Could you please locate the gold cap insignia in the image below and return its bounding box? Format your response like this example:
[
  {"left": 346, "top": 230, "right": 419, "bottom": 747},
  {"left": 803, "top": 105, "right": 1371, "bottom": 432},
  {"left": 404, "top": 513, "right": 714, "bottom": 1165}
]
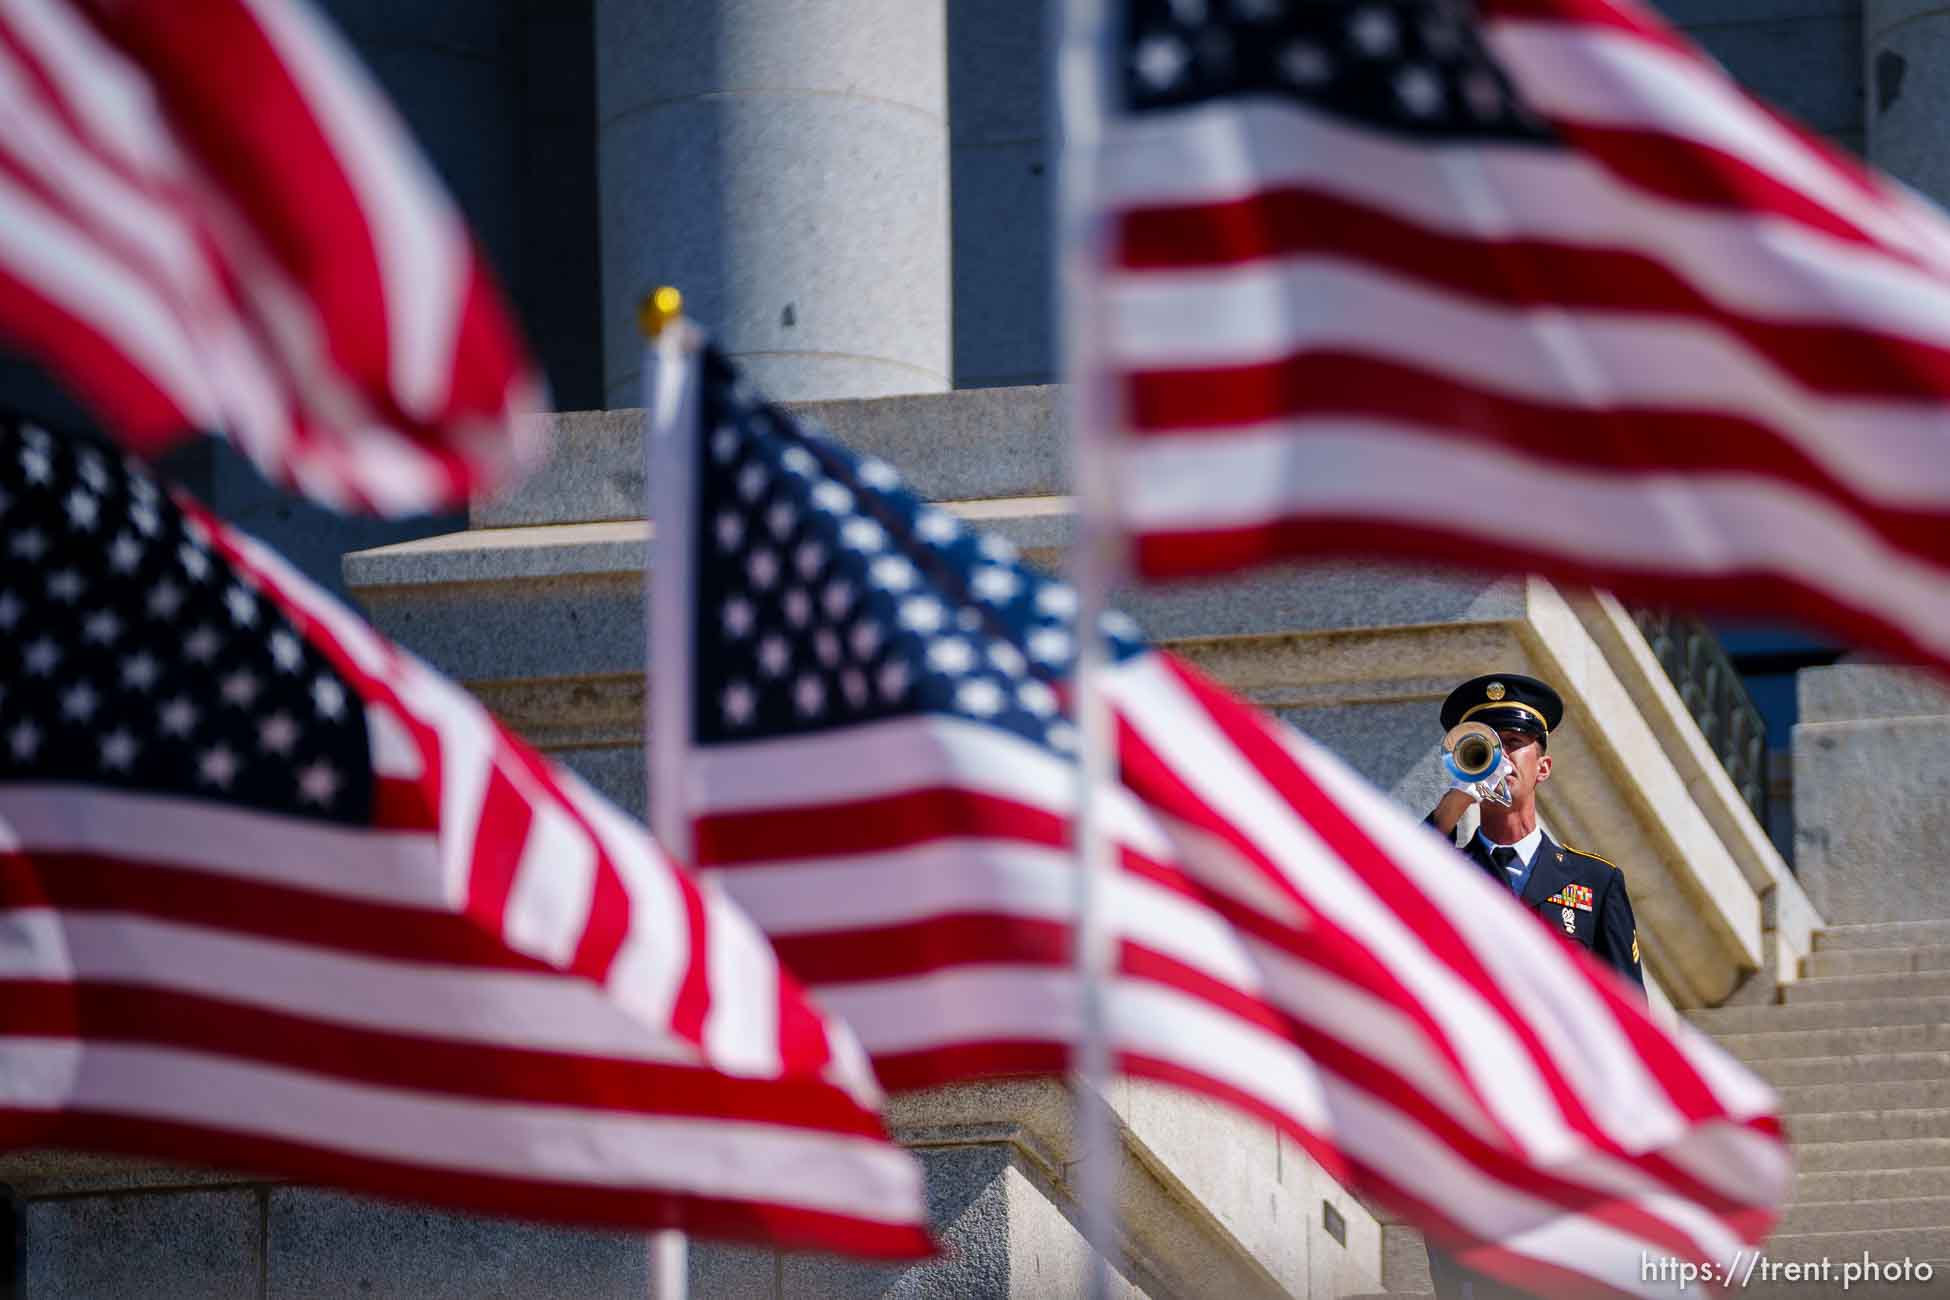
[{"left": 1486, "top": 682, "right": 1506, "bottom": 701}]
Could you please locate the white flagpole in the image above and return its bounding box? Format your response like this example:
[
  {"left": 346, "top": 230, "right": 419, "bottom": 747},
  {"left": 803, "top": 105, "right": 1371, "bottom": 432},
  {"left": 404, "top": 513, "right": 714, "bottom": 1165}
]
[
  {"left": 1049, "top": 1, "right": 1123, "bottom": 1297},
  {"left": 639, "top": 286, "right": 701, "bottom": 1300}
]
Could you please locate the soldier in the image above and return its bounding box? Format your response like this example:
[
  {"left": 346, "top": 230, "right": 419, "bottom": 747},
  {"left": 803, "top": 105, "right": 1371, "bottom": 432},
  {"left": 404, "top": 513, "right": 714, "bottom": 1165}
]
[
  {"left": 1424, "top": 673, "right": 1646, "bottom": 1300},
  {"left": 1426, "top": 672, "right": 1643, "bottom": 990}
]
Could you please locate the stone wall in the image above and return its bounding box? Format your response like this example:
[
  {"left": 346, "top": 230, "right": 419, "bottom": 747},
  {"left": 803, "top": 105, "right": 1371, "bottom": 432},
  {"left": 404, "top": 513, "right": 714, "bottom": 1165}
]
[
  {"left": 4, "top": 1077, "right": 1393, "bottom": 1300},
  {"left": 1793, "top": 665, "right": 1950, "bottom": 924},
  {"left": 3, "top": 1153, "right": 651, "bottom": 1300}
]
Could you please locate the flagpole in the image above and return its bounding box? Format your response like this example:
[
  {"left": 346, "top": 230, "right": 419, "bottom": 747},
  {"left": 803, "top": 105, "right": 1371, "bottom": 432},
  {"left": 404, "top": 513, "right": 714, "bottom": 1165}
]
[
  {"left": 640, "top": 285, "right": 701, "bottom": 1300},
  {"left": 1050, "top": 0, "right": 1123, "bottom": 1296}
]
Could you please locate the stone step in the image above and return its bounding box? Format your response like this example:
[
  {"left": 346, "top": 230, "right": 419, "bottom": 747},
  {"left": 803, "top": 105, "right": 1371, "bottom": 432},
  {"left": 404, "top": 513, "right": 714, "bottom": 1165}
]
[
  {"left": 1806, "top": 945, "right": 1950, "bottom": 978},
  {"left": 1785, "top": 972, "right": 1950, "bottom": 1004},
  {"left": 1713, "top": 1022, "right": 1950, "bottom": 1063},
  {"left": 1777, "top": 1080, "right": 1950, "bottom": 1116},
  {"left": 1755, "top": 1226, "right": 1950, "bottom": 1264},
  {"left": 1351, "top": 1223, "right": 1950, "bottom": 1299},
  {"left": 1787, "top": 1108, "right": 1950, "bottom": 1145},
  {"left": 1754, "top": 1051, "right": 1950, "bottom": 1088},
  {"left": 1734, "top": 1230, "right": 1950, "bottom": 1299},
  {"left": 1794, "top": 1138, "right": 1950, "bottom": 1172},
  {"left": 1778, "top": 1195, "right": 1950, "bottom": 1235},
  {"left": 1738, "top": 1273, "right": 1949, "bottom": 1299},
  {"left": 474, "top": 389, "right": 1065, "bottom": 530},
  {"left": 1685, "top": 995, "right": 1950, "bottom": 1035},
  {"left": 349, "top": 495, "right": 1426, "bottom": 686},
  {"left": 1813, "top": 920, "right": 1950, "bottom": 951},
  {"left": 1797, "top": 1168, "right": 1950, "bottom": 1205}
]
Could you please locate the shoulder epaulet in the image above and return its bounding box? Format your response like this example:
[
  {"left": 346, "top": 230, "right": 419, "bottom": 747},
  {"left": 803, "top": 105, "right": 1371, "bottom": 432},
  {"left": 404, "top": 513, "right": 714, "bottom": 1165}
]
[{"left": 1561, "top": 843, "right": 1622, "bottom": 873}]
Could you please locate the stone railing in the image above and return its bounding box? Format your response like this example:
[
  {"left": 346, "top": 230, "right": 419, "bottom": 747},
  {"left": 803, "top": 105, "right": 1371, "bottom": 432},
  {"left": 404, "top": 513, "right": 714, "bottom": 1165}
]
[{"left": 1630, "top": 608, "right": 1769, "bottom": 825}]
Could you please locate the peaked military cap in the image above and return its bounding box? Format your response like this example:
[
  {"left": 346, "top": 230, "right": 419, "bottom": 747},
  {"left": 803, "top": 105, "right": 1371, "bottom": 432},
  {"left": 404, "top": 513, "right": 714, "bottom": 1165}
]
[{"left": 1440, "top": 672, "right": 1564, "bottom": 739}]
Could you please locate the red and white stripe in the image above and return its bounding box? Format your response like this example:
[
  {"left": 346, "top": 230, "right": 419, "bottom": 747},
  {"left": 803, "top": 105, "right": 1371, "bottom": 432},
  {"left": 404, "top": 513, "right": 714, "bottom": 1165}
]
[
  {"left": 694, "top": 649, "right": 1787, "bottom": 1296},
  {"left": 0, "top": 0, "right": 540, "bottom": 513},
  {"left": 0, "top": 502, "right": 930, "bottom": 1257},
  {"left": 1101, "top": 0, "right": 1950, "bottom": 673}
]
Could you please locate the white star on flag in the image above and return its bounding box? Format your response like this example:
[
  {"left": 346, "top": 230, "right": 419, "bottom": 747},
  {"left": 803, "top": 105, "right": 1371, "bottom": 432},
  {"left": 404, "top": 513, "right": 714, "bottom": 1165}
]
[
  {"left": 197, "top": 744, "right": 240, "bottom": 789},
  {"left": 184, "top": 627, "right": 221, "bottom": 662},
  {"left": 147, "top": 581, "right": 185, "bottom": 619},
  {"left": 9, "top": 720, "right": 41, "bottom": 760},
  {"left": 158, "top": 697, "right": 198, "bottom": 738},
  {"left": 221, "top": 671, "right": 261, "bottom": 708},
  {"left": 65, "top": 488, "right": 99, "bottom": 530},
  {"left": 311, "top": 677, "right": 347, "bottom": 719},
  {"left": 99, "top": 730, "right": 139, "bottom": 771},
  {"left": 269, "top": 631, "right": 304, "bottom": 673},
  {"left": 722, "top": 681, "right": 756, "bottom": 726},
  {"left": 60, "top": 682, "right": 99, "bottom": 723},
  {"left": 108, "top": 533, "right": 144, "bottom": 573},
  {"left": 259, "top": 713, "right": 301, "bottom": 755},
  {"left": 295, "top": 759, "right": 340, "bottom": 806}
]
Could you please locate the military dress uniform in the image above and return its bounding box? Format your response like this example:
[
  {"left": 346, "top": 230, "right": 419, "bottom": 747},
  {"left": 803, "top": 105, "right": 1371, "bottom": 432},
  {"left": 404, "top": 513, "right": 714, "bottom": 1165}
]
[
  {"left": 1425, "top": 675, "right": 1643, "bottom": 1300},
  {"left": 1454, "top": 828, "right": 1643, "bottom": 988},
  {"left": 1430, "top": 672, "right": 1643, "bottom": 989}
]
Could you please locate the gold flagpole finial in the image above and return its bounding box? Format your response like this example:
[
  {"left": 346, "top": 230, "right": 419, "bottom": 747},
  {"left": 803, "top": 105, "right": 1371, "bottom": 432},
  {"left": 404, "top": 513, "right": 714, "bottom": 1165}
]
[{"left": 637, "top": 286, "right": 684, "bottom": 340}]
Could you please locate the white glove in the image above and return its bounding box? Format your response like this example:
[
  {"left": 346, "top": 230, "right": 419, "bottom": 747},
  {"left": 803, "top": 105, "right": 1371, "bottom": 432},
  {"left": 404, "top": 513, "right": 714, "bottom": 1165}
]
[{"left": 1448, "top": 752, "right": 1515, "bottom": 803}]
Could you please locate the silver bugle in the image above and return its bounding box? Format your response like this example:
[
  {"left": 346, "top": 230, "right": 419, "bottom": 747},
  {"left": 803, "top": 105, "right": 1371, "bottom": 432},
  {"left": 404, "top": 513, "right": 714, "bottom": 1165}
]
[{"left": 1442, "top": 720, "right": 1513, "bottom": 805}]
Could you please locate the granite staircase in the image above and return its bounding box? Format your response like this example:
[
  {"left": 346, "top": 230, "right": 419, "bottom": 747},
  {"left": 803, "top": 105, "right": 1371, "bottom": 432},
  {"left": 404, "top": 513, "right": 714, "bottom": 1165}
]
[
  {"left": 1360, "top": 921, "right": 1950, "bottom": 1298},
  {"left": 1689, "top": 919, "right": 1950, "bottom": 1297}
]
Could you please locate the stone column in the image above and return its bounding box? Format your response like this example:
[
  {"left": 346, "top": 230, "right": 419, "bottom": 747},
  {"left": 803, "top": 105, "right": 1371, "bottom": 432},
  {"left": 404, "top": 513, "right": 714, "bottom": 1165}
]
[
  {"left": 596, "top": 0, "right": 951, "bottom": 407},
  {"left": 1866, "top": 0, "right": 1950, "bottom": 203}
]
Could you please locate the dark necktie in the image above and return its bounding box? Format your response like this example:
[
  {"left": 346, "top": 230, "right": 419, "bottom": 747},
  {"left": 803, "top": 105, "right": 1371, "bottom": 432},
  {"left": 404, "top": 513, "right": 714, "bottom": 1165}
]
[{"left": 1490, "top": 846, "right": 1520, "bottom": 891}]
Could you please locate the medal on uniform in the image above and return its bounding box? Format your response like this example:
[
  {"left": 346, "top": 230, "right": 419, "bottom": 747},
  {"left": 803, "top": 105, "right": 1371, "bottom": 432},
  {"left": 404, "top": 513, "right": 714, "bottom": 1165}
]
[
  {"left": 1562, "top": 907, "right": 1576, "bottom": 935},
  {"left": 1545, "top": 885, "right": 1593, "bottom": 911}
]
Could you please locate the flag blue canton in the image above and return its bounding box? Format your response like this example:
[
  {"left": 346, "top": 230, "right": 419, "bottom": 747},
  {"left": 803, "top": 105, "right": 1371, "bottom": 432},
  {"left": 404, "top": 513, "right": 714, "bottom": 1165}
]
[
  {"left": 691, "top": 349, "right": 1145, "bottom": 751},
  {"left": 0, "top": 417, "right": 370, "bottom": 824},
  {"left": 1121, "top": 0, "right": 1553, "bottom": 144}
]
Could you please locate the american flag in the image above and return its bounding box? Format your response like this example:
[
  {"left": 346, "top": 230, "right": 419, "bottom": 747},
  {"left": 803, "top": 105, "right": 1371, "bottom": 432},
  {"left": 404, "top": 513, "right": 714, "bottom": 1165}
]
[
  {"left": 669, "top": 344, "right": 1789, "bottom": 1296},
  {"left": 0, "top": 415, "right": 931, "bottom": 1257},
  {"left": 1096, "top": 0, "right": 1950, "bottom": 673},
  {"left": 0, "top": 0, "right": 541, "bottom": 514}
]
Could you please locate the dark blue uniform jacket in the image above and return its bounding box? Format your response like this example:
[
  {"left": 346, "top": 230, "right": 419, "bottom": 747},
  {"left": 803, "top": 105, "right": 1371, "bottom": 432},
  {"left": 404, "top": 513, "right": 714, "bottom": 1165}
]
[{"left": 1429, "top": 818, "right": 1645, "bottom": 991}]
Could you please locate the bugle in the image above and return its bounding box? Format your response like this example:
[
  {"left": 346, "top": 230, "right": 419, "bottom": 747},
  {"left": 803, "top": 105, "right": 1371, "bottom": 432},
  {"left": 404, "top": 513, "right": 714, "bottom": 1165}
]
[{"left": 1442, "top": 721, "right": 1513, "bottom": 806}]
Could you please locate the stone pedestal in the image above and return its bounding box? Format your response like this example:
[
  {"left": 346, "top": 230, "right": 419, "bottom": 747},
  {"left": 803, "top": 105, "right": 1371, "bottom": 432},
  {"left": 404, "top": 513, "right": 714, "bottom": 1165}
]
[
  {"left": 694, "top": 1079, "right": 1386, "bottom": 1300},
  {"left": 595, "top": 0, "right": 951, "bottom": 406},
  {"left": 1793, "top": 665, "right": 1950, "bottom": 924}
]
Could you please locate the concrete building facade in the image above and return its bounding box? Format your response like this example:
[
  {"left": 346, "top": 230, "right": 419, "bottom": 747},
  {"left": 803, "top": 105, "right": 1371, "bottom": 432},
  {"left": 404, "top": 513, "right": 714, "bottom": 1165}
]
[{"left": 7, "top": 0, "right": 1950, "bottom": 1295}]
